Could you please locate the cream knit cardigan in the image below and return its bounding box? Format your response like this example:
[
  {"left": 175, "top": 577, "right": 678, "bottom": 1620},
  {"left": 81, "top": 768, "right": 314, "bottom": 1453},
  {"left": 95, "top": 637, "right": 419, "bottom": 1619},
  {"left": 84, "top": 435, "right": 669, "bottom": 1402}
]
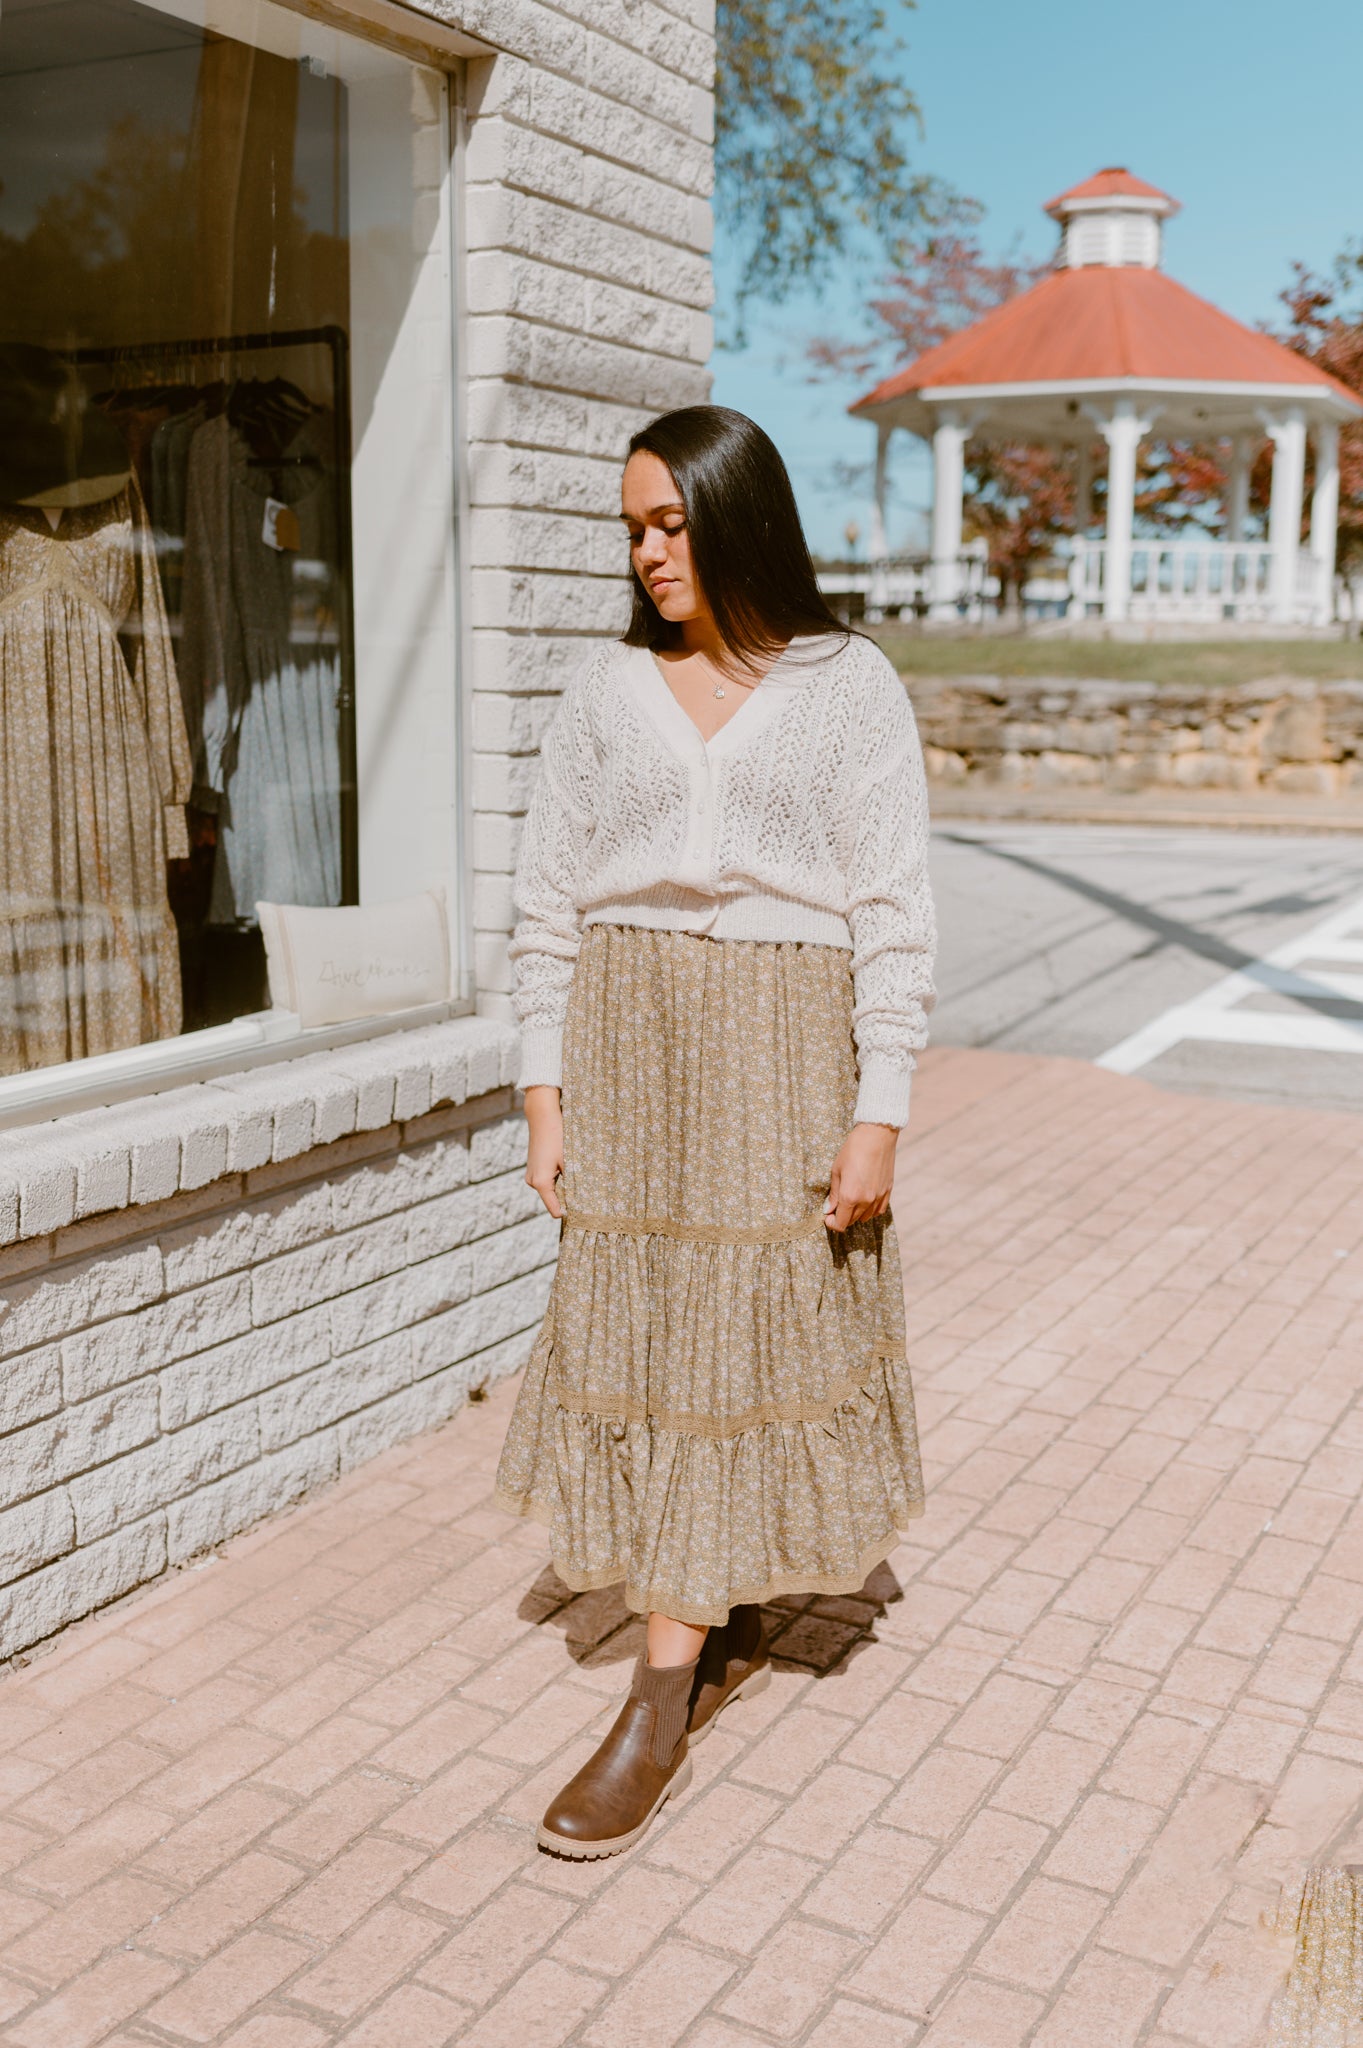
[{"left": 509, "top": 631, "right": 937, "bottom": 1128}]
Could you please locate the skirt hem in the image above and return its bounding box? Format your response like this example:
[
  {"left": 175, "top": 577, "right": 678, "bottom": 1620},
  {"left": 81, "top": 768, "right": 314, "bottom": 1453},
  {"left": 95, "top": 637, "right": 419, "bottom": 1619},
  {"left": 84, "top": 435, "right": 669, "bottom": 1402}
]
[{"left": 493, "top": 1486, "right": 926, "bottom": 1628}]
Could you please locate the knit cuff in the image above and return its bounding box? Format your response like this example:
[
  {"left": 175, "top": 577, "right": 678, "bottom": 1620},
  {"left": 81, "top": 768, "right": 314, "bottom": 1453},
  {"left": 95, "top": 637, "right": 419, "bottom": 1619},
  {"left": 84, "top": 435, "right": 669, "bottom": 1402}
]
[
  {"left": 516, "top": 1024, "right": 564, "bottom": 1093},
  {"left": 854, "top": 1056, "right": 913, "bottom": 1131}
]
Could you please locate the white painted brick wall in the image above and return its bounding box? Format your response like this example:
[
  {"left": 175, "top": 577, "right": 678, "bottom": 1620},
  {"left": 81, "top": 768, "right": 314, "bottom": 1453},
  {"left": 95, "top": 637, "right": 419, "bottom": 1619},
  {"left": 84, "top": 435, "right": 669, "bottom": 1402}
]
[
  {"left": 404, "top": 0, "right": 716, "bottom": 1024},
  {"left": 0, "top": 1085, "right": 555, "bottom": 1661}
]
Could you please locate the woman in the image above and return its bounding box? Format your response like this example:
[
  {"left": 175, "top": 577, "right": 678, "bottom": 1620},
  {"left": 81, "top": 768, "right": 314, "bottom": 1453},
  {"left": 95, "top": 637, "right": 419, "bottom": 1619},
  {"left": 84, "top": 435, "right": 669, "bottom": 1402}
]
[{"left": 496, "top": 405, "right": 935, "bottom": 1859}]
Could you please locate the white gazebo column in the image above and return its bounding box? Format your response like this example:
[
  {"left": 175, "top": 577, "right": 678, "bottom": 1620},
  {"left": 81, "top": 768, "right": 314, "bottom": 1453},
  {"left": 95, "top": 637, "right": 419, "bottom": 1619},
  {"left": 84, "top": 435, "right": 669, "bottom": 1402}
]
[
  {"left": 868, "top": 422, "right": 890, "bottom": 621},
  {"left": 1310, "top": 419, "right": 1341, "bottom": 624},
  {"left": 1226, "top": 432, "right": 1253, "bottom": 541},
  {"left": 1265, "top": 407, "right": 1307, "bottom": 624},
  {"left": 929, "top": 411, "right": 969, "bottom": 619},
  {"left": 1099, "top": 401, "right": 1144, "bottom": 624}
]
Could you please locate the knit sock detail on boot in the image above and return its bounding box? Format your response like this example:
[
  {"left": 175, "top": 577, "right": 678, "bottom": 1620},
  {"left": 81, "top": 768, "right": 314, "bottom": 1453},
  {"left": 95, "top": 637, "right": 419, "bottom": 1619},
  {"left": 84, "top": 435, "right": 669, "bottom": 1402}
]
[{"left": 631, "top": 1654, "right": 700, "bottom": 1767}]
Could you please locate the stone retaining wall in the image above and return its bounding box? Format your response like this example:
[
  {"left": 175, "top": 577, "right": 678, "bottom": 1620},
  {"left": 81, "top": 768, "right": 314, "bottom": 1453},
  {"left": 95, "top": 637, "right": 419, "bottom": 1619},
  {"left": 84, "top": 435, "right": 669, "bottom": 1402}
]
[{"left": 910, "top": 675, "right": 1363, "bottom": 797}]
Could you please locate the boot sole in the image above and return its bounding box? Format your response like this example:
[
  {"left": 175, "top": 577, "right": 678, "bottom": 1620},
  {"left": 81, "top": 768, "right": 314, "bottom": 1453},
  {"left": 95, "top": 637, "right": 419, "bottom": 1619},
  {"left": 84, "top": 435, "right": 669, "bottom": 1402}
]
[
  {"left": 536, "top": 1751, "right": 693, "bottom": 1860},
  {"left": 688, "top": 1659, "right": 771, "bottom": 1746}
]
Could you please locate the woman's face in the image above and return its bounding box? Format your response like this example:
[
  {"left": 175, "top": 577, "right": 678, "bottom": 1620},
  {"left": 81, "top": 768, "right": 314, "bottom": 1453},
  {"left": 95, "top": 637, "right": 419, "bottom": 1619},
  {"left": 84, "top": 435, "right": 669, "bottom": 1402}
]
[{"left": 621, "top": 450, "right": 708, "bottom": 623}]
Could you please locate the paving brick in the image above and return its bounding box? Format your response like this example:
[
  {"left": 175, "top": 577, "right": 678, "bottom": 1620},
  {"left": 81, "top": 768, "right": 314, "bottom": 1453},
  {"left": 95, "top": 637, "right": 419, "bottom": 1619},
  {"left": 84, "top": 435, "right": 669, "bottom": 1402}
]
[
  {"left": 420, "top": 1881, "right": 574, "bottom": 2007},
  {"left": 1029, "top": 1950, "right": 1166, "bottom": 2047},
  {"left": 580, "top": 1938, "right": 735, "bottom": 2048},
  {"left": 976, "top": 1875, "right": 1107, "bottom": 1991},
  {"left": 848, "top": 1893, "right": 985, "bottom": 2015},
  {"left": 140, "top": 1852, "right": 300, "bottom": 1960},
  {"left": 761, "top": 1761, "right": 892, "bottom": 1860},
  {"left": 142, "top": 1929, "right": 309, "bottom": 2041},
  {"left": 922, "top": 1976, "right": 1045, "bottom": 2046},
  {"left": 552, "top": 1864, "right": 698, "bottom": 1973},
  {"left": 1043, "top": 1791, "right": 1164, "bottom": 1891},
  {"left": 800, "top": 1822, "right": 934, "bottom": 1934},
  {"left": 458, "top": 1960, "right": 602, "bottom": 2047},
  {"left": 730, "top": 1704, "right": 853, "bottom": 1794},
  {"left": 645, "top": 1782, "right": 780, "bottom": 1882},
  {"left": 334, "top": 1981, "right": 472, "bottom": 2046},
  {"left": 925, "top": 1807, "right": 1050, "bottom": 1914},
  {"left": 674, "top": 1843, "right": 814, "bottom": 1954},
  {"left": 2, "top": 1871, "right": 171, "bottom": 1984},
  {"left": 6, "top": 1948, "right": 179, "bottom": 2048},
  {"left": 288, "top": 1901, "right": 443, "bottom": 2018},
  {"left": 719, "top": 1919, "right": 861, "bottom": 2039},
  {"left": 881, "top": 1745, "right": 1002, "bottom": 1840},
  {"left": 993, "top": 1730, "right": 1105, "bottom": 1826},
  {"left": 948, "top": 1674, "right": 1055, "bottom": 1758},
  {"left": 802, "top": 2001, "right": 924, "bottom": 2048},
  {"left": 218, "top": 2019, "right": 331, "bottom": 2048},
  {"left": 269, "top": 1835, "right": 425, "bottom": 1941}
]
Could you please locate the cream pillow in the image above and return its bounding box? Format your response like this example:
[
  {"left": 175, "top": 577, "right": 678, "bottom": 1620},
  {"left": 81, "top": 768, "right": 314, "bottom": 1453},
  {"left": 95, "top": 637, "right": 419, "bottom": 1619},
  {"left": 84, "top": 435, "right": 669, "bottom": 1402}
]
[{"left": 257, "top": 889, "right": 451, "bottom": 1027}]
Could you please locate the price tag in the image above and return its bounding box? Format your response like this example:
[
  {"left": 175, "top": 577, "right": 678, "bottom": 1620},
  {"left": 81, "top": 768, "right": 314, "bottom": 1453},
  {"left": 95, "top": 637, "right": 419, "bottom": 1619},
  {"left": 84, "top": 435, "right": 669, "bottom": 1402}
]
[{"left": 262, "top": 497, "right": 301, "bottom": 551}]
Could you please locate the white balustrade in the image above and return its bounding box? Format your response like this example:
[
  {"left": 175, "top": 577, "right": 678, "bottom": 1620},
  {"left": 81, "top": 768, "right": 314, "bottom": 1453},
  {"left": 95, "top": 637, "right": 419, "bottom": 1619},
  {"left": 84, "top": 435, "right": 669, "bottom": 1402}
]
[{"left": 1067, "top": 538, "right": 1323, "bottom": 624}]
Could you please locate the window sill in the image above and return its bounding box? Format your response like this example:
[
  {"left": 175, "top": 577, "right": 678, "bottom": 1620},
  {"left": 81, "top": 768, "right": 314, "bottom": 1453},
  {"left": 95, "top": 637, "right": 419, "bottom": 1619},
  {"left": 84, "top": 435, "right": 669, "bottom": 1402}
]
[{"left": 0, "top": 1011, "right": 520, "bottom": 1246}]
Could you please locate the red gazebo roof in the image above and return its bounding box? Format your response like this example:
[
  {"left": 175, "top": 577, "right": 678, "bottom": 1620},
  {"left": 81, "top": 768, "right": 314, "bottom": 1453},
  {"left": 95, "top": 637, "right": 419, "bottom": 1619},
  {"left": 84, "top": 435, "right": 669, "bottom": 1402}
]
[
  {"left": 851, "top": 265, "right": 1359, "bottom": 412},
  {"left": 1045, "top": 167, "right": 1179, "bottom": 216}
]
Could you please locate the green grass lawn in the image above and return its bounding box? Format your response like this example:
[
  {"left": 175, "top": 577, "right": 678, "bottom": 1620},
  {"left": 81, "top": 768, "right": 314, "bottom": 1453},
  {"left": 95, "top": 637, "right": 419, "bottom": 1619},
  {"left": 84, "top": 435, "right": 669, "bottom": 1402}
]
[{"left": 871, "top": 632, "right": 1363, "bottom": 688}]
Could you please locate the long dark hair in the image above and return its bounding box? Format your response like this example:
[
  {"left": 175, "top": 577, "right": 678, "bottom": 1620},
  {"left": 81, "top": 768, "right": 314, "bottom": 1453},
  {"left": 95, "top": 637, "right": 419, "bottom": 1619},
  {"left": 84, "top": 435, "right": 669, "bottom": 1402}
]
[{"left": 622, "top": 405, "right": 849, "bottom": 670}]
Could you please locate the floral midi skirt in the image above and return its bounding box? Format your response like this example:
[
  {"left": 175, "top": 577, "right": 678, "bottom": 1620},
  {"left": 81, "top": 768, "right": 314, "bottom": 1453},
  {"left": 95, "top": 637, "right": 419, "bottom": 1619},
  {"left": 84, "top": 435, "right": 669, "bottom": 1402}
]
[{"left": 494, "top": 923, "right": 925, "bottom": 1624}]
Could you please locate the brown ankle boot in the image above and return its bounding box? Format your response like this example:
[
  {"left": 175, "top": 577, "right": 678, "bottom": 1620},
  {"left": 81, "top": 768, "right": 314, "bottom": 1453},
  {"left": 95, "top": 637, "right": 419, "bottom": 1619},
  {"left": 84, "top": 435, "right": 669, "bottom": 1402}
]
[
  {"left": 538, "top": 1654, "right": 697, "bottom": 1859},
  {"left": 688, "top": 1603, "right": 770, "bottom": 1743}
]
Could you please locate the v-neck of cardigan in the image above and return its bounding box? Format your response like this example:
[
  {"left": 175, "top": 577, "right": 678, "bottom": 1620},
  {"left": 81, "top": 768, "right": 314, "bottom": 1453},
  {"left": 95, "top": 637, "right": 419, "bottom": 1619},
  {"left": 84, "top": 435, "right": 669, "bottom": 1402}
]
[{"left": 635, "top": 640, "right": 807, "bottom": 760}]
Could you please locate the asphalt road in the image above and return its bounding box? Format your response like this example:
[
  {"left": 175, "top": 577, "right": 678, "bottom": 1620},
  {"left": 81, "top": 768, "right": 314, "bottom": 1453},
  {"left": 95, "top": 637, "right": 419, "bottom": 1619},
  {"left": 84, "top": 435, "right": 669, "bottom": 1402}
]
[{"left": 929, "top": 822, "right": 1363, "bottom": 1114}]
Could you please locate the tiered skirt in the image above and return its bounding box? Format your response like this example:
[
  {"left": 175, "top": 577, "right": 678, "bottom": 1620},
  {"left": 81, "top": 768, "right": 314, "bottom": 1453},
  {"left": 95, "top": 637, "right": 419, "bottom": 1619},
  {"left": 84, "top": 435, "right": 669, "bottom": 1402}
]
[{"left": 495, "top": 923, "right": 925, "bottom": 1624}]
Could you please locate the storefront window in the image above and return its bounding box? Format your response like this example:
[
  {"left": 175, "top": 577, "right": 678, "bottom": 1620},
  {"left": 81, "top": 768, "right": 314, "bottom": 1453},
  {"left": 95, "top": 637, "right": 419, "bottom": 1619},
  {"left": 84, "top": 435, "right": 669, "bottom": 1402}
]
[{"left": 0, "top": 0, "right": 462, "bottom": 1086}]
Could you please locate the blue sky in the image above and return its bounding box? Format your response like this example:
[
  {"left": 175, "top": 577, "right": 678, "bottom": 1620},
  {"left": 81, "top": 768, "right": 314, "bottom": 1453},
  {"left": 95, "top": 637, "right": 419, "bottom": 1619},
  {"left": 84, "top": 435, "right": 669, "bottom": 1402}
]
[{"left": 710, "top": 0, "right": 1363, "bottom": 557}]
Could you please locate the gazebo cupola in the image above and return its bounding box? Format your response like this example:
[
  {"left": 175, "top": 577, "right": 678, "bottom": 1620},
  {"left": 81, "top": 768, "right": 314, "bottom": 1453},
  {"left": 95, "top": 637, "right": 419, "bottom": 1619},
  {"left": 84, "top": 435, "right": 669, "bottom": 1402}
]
[
  {"left": 1048, "top": 166, "right": 1178, "bottom": 271},
  {"left": 850, "top": 168, "right": 1363, "bottom": 628}
]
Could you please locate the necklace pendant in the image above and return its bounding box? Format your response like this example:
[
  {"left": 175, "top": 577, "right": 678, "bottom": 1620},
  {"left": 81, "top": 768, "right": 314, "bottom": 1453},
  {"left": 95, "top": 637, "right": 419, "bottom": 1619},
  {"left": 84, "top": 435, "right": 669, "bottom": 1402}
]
[{"left": 713, "top": 682, "right": 726, "bottom": 699}]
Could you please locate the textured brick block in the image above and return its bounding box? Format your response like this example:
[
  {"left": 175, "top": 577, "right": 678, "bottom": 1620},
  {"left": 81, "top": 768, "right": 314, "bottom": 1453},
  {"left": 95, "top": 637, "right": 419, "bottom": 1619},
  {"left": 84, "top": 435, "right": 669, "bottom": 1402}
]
[
  {"left": 3, "top": 1384, "right": 161, "bottom": 1507},
  {"left": 328, "top": 1247, "right": 474, "bottom": 1357},
  {"left": 68, "top": 1410, "right": 263, "bottom": 1544},
  {"left": 250, "top": 1215, "right": 408, "bottom": 1327},
  {"left": 159, "top": 1306, "right": 333, "bottom": 1431},
  {"left": 1, "top": 1245, "right": 164, "bottom": 1359},
  {"left": 0, "top": 1343, "right": 63, "bottom": 1433},
  {"left": 165, "top": 1431, "right": 340, "bottom": 1564},
  {"left": 0, "top": 1489, "right": 76, "bottom": 1585},
  {"left": 257, "top": 1335, "right": 413, "bottom": 1453},
  {"left": 0, "top": 1515, "right": 166, "bottom": 1659},
  {"left": 160, "top": 1183, "right": 334, "bottom": 1293}
]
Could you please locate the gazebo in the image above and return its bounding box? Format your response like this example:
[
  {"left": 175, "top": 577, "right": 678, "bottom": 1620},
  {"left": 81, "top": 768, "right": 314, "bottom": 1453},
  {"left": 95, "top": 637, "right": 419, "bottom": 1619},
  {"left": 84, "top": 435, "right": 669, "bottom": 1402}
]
[{"left": 850, "top": 168, "right": 1363, "bottom": 626}]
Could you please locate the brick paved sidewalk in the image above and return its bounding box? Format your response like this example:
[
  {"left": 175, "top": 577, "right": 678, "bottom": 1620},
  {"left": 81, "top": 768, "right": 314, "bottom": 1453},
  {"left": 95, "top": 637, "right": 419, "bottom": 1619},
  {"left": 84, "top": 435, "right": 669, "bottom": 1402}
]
[{"left": 2, "top": 1047, "right": 1362, "bottom": 2048}]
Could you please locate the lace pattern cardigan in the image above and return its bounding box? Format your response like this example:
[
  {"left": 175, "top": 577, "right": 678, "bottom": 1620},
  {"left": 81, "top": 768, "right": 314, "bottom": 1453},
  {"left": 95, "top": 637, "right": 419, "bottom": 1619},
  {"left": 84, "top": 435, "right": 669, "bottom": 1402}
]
[{"left": 509, "top": 631, "right": 937, "bottom": 1128}]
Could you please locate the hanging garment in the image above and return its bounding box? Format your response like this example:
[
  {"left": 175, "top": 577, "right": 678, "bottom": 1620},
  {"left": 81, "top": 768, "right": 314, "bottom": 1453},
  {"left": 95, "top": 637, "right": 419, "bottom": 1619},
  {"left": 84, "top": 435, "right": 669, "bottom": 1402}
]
[
  {"left": 0, "top": 479, "right": 192, "bottom": 1072},
  {"left": 148, "top": 399, "right": 207, "bottom": 637},
  {"left": 179, "top": 408, "right": 341, "bottom": 922}
]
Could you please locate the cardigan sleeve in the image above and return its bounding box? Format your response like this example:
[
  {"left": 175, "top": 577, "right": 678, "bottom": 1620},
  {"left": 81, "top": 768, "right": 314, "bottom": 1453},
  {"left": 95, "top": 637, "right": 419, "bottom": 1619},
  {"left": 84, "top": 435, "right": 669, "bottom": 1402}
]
[
  {"left": 844, "top": 671, "right": 937, "bottom": 1128},
  {"left": 507, "top": 656, "right": 601, "bottom": 1090}
]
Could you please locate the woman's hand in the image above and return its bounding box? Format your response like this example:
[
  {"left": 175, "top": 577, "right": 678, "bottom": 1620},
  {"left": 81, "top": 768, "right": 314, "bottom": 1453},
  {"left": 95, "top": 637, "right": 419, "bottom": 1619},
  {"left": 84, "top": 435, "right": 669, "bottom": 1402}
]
[
  {"left": 524, "top": 1085, "right": 565, "bottom": 1219},
  {"left": 824, "top": 1122, "right": 897, "bottom": 1233}
]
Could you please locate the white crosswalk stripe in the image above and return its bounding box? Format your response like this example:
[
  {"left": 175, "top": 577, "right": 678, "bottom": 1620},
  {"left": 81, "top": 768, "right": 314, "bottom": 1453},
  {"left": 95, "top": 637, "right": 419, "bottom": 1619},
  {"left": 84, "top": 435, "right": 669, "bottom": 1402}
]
[{"left": 1096, "top": 890, "right": 1363, "bottom": 1074}]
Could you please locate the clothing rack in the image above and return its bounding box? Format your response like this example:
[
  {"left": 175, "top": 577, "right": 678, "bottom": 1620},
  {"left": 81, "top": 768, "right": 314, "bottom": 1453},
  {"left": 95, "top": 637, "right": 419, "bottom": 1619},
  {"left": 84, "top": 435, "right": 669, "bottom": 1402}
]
[{"left": 66, "top": 325, "right": 358, "bottom": 905}]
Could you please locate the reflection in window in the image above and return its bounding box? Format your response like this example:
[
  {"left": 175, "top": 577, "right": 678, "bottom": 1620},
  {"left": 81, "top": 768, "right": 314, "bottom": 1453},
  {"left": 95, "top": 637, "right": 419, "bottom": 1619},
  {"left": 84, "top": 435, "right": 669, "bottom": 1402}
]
[{"left": 0, "top": 0, "right": 356, "bottom": 1069}]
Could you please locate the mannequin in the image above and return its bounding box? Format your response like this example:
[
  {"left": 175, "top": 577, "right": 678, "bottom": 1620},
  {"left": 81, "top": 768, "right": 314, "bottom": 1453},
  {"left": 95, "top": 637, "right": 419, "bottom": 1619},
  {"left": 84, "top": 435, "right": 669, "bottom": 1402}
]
[{"left": 0, "top": 345, "right": 192, "bottom": 1072}]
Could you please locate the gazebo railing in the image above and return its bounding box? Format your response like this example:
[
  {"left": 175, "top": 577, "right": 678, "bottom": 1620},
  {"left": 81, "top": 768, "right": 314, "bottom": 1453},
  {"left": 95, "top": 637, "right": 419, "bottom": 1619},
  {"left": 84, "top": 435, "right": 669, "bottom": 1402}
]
[{"left": 1068, "top": 537, "right": 1325, "bottom": 622}]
